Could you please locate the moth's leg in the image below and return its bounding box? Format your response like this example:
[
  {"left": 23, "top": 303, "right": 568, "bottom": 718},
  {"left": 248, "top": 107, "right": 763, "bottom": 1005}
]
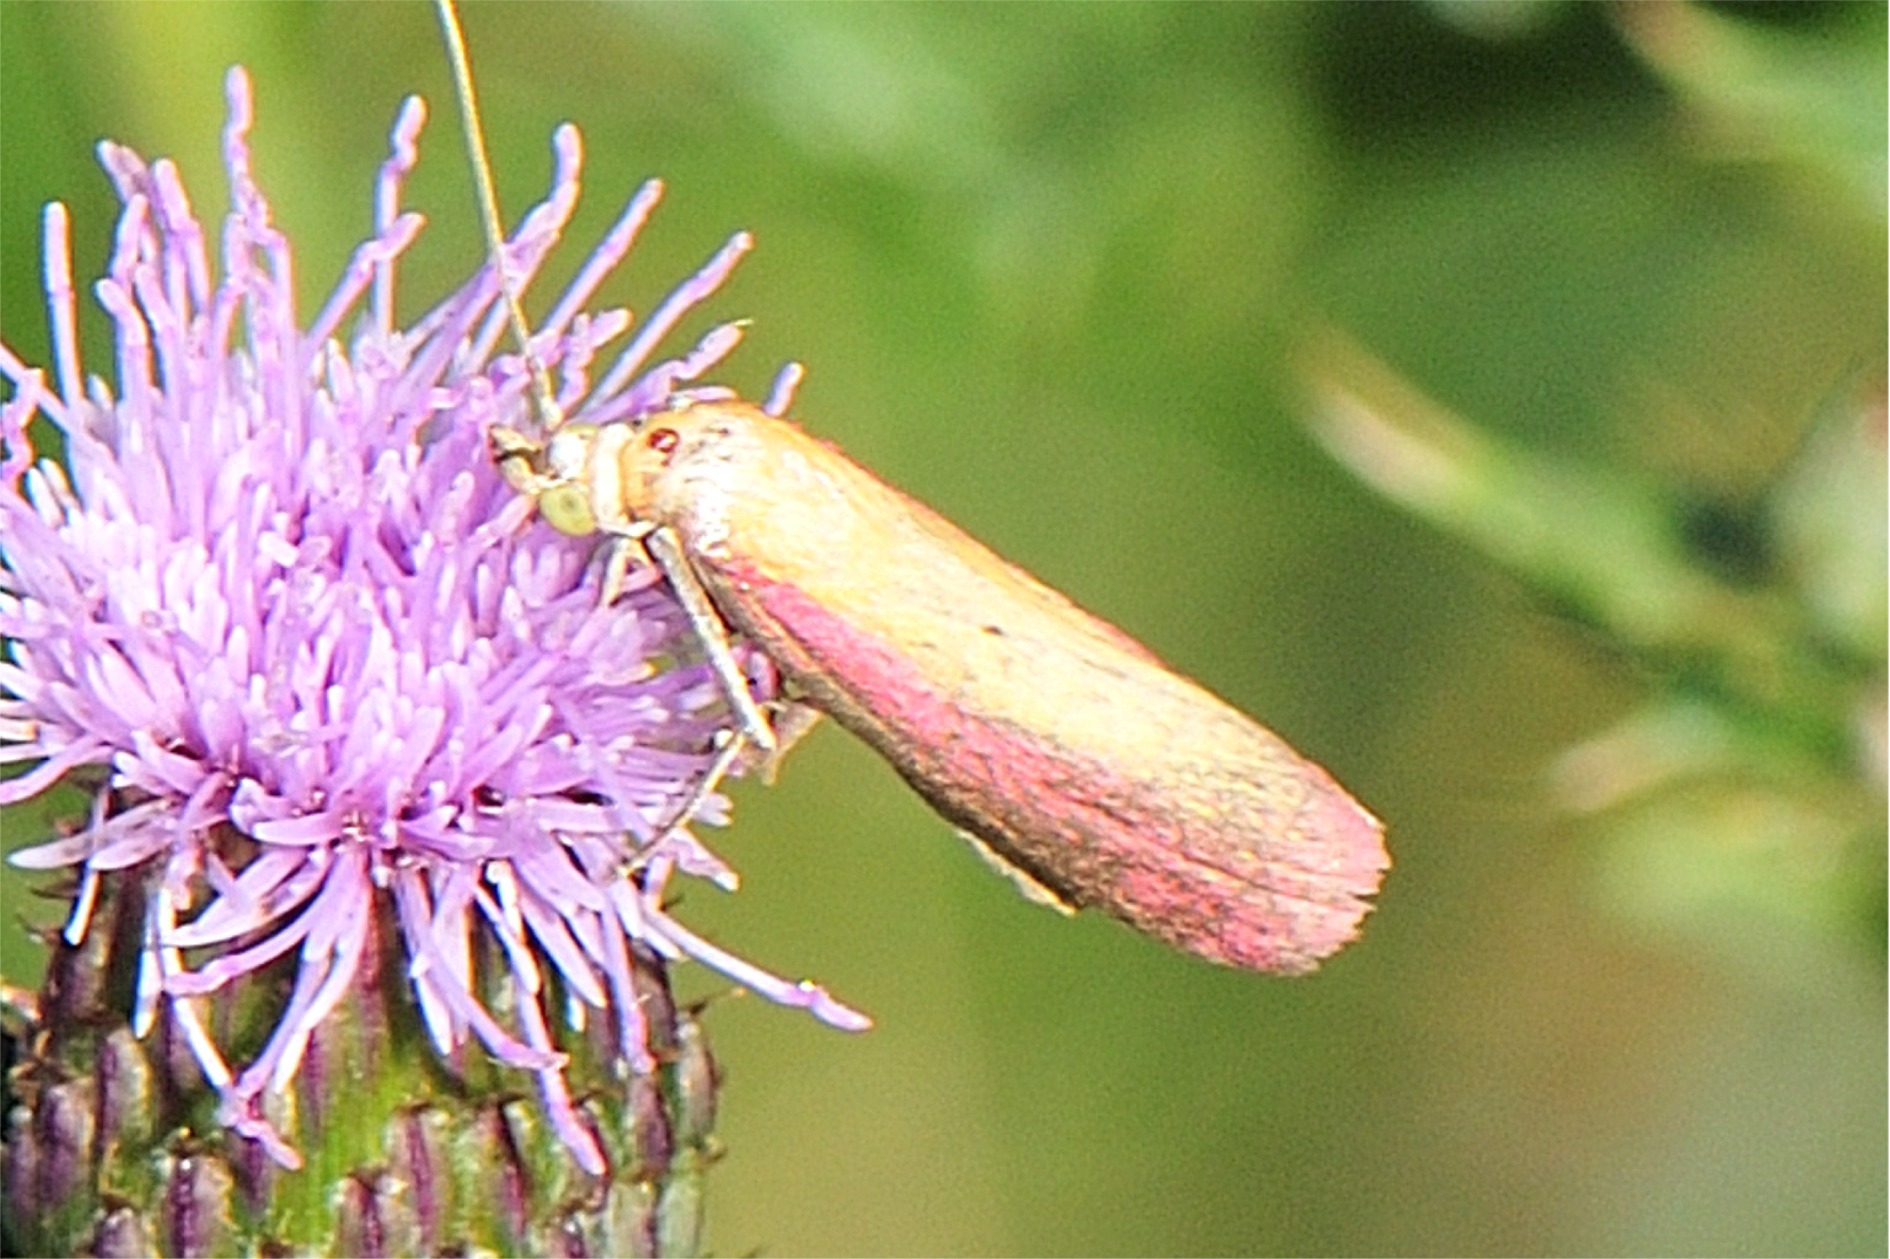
[
  {"left": 598, "top": 530, "right": 643, "bottom": 609},
  {"left": 636, "top": 726, "right": 750, "bottom": 860},
  {"left": 638, "top": 523, "right": 778, "bottom": 754},
  {"left": 752, "top": 701, "right": 822, "bottom": 784},
  {"left": 636, "top": 701, "right": 822, "bottom": 865}
]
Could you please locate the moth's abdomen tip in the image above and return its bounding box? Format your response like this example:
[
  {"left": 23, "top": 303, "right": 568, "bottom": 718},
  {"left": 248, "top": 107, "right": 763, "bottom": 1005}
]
[
  {"left": 1204, "top": 870, "right": 1382, "bottom": 976},
  {"left": 1255, "top": 778, "right": 1389, "bottom": 973},
  {"left": 1302, "top": 772, "right": 1392, "bottom": 894},
  {"left": 1121, "top": 773, "right": 1389, "bottom": 975}
]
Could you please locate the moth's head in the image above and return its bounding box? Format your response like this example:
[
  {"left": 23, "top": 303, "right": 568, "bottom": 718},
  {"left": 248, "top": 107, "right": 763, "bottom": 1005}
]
[{"left": 490, "top": 423, "right": 601, "bottom": 537}]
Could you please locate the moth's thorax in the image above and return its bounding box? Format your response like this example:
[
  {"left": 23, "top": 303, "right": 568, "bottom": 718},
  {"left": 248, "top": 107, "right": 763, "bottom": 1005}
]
[{"left": 605, "top": 403, "right": 779, "bottom": 553}]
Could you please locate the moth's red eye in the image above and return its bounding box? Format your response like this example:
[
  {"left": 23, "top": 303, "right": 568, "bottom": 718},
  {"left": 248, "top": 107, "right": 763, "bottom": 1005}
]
[{"left": 645, "top": 427, "right": 681, "bottom": 460}]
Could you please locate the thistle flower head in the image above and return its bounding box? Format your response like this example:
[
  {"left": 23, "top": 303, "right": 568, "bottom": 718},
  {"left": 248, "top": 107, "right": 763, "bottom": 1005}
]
[{"left": 0, "top": 67, "right": 865, "bottom": 1177}]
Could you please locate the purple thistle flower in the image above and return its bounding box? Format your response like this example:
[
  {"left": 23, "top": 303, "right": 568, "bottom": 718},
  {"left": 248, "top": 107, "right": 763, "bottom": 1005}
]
[{"left": 0, "top": 67, "right": 867, "bottom": 1178}]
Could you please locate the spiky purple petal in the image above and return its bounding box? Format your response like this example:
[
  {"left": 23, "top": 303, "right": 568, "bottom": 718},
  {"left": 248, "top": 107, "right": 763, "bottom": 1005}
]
[{"left": 1, "top": 66, "right": 865, "bottom": 1175}]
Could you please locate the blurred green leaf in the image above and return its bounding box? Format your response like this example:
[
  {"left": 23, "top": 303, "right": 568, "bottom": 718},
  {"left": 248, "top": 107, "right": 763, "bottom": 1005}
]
[{"left": 1620, "top": 1, "right": 1888, "bottom": 217}]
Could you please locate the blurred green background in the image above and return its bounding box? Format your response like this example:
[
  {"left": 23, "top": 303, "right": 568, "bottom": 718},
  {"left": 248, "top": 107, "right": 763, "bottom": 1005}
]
[{"left": 2, "top": 2, "right": 1882, "bottom": 1255}]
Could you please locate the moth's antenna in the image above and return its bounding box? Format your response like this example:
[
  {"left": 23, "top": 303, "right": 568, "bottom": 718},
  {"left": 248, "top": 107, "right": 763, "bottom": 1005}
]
[{"left": 435, "top": 0, "right": 566, "bottom": 435}]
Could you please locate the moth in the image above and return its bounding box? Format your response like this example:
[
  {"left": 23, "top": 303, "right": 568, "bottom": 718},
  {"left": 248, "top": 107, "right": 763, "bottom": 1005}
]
[{"left": 437, "top": 1, "right": 1388, "bottom": 975}]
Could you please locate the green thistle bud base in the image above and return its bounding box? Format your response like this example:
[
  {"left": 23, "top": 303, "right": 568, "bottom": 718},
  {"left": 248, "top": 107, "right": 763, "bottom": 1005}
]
[{"left": 3, "top": 863, "right": 722, "bottom": 1258}]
